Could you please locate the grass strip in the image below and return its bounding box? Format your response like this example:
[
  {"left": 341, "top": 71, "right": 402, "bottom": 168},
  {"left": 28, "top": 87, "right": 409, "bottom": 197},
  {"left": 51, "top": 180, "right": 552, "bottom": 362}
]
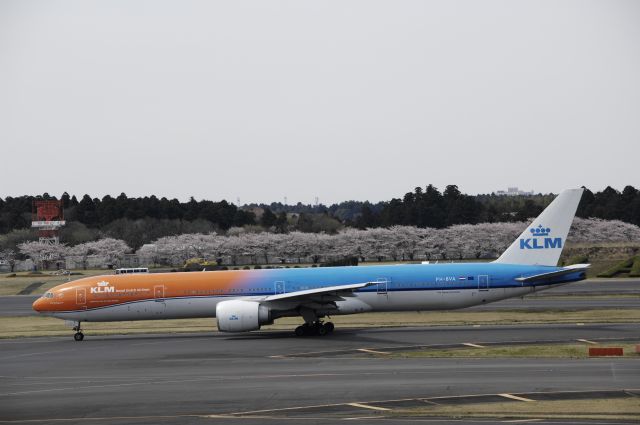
[
  {"left": 393, "top": 342, "right": 639, "bottom": 358},
  {"left": 395, "top": 398, "right": 640, "bottom": 421},
  {"left": 630, "top": 256, "right": 640, "bottom": 278},
  {"left": 597, "top": 257, "right": 635, "bottom": 278},
  {"left": 0, "top": 270, "right": 108, "bottom": 296},
  {"left": 2, "top": 308, "right": 640, "bottom": 338}
]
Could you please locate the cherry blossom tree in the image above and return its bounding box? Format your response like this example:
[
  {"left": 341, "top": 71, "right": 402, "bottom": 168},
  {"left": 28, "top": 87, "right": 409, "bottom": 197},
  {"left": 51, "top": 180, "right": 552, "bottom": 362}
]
[
  {"left": 0, "top": 249, "right": 16, "bottom": 272},
  {"left": 567, "top": 217, "right": 640, "bottom": 244},
  {"left": 69, "top": 238, "right": 131, "bottom": 269},
  {"left": 18, "top": 241, "right": 69, "bottom": 270},
  {"left": 136, "top": 218, "right": 640, "bottom": 266}
]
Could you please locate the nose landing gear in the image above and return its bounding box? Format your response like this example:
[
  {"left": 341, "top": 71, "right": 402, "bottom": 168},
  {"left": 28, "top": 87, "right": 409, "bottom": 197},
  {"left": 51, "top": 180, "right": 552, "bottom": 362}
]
[{"left": 72, "top": 322, "right": 84, "bottom": 341}]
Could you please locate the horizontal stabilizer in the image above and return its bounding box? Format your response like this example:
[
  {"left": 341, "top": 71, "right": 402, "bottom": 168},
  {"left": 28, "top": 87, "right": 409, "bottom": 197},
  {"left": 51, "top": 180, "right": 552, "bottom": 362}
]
[{"left": 515, "top": 264, "right": 590, "bottom": 283}]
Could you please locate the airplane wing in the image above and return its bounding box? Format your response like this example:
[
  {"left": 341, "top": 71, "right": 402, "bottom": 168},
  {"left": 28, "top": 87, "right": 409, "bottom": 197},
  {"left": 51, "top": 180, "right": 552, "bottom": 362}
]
[
  {"left": 515, "top": 264, "right": 590, "bottom": 284},
  {"left": 261, "top": 281, "right": 378, "bottom": 303}
]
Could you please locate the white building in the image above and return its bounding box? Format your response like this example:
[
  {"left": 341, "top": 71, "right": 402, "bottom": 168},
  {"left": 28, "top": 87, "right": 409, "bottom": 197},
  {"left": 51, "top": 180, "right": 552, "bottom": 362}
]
[{"left": 495, "top": 187, "right": 534, "bottom": 196}]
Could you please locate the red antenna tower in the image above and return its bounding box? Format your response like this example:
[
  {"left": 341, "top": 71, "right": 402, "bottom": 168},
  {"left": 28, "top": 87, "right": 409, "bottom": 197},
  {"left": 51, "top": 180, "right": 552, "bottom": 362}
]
[{"left": 32, "top": 200, "right": 66, "bottom": 244}]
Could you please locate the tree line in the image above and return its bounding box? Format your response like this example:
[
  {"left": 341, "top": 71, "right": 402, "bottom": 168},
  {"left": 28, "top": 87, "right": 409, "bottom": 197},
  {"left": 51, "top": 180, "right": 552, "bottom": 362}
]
[
  {"left": 1, "top": 185, "right": 639, "bottom": 250},
  {"left": 6, "top": 217, "right": 638, "bottom": 272},
  {"left": 137, "top": 217, "right": 639, "bottom": 267},
  {"left": 0, "top": 193, "right": 255, "bottom": 231}
]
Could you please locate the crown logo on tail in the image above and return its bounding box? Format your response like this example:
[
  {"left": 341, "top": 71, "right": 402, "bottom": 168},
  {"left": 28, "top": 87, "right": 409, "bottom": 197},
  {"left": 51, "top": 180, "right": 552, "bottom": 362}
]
[{"left": 530, "top": 224, "right": 551, "bottom": 237}]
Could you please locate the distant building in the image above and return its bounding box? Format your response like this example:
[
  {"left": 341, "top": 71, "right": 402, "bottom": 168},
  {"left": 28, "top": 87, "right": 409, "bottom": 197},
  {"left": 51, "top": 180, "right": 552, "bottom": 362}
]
[
  {"left": 247, "top": 206, "right": 265, "bottom": 219},
  {"left": 495, "top": 187, "right": 534, "bottom": 196}
]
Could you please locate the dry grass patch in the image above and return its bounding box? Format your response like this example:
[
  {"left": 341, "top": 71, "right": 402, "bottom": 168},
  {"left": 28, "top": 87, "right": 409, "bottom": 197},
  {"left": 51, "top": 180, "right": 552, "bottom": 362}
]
[
  {"left": 0, "top": 270, "right": 108, "bottom": 295},
  {"left": 396, "top": 398, "right": 640, "bottom": 421},
  {"left": 0, "top": 316, "right": 218, "bottom": 338},
  {"left": 396, "top": 342, "right": 639, "bottom": 358}
]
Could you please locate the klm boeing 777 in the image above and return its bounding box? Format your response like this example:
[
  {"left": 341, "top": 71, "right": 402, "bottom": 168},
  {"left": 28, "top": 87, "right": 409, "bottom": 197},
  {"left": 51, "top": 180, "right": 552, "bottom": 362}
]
[{"left": 33, "top": 189, "right": 588, "bottom": 340}]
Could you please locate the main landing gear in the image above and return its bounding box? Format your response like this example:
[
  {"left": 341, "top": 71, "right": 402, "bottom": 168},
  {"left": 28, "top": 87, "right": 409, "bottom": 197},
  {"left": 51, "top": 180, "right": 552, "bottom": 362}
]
[
  {"left": 294, "top": 321, "right": 335, "bottom": 337},
  {"left": 72, "top": 322, "right": 84, "bottom": 341}
]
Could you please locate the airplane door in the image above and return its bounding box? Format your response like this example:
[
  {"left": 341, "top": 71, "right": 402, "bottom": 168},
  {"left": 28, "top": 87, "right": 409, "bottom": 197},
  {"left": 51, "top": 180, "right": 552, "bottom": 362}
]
[
  {"left": 478, "top": 275, "right": 489, "bottom": 290},
  {"left": 152, "top": 285, "right": 166, "bottom": 316},
  {"left": 376, "top": 278, "right": 388, "bottom": 295},
  {"left": 76, "top": 288, "right": 86, "bottom": 305},
  {"left": 274, "top": 281, "right": 285, "bottom": 295},
  {"left": 154, "top": 285, "right": 165, "bottom": 299}
]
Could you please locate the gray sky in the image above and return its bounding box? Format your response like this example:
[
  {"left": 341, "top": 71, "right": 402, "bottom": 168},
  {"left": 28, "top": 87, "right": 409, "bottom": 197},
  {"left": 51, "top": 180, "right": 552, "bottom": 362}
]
[{"left": 1, "top": 0, "right": 639, "bottom": 204}]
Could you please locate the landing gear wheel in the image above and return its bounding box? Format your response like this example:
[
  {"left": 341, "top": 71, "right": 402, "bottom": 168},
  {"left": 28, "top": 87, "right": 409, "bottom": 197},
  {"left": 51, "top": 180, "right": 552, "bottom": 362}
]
[
  {"left": 295, "top": 326, "right": 306, "bottom": 337},
  {"left": 317, "top": 324, "right": 329, "bottom": 336},
  {"left": 72, "top": 322, "right": 84, "bottom": 341},
  {"left": 325, "top": 322, "right": 334, "bottom": 333}
]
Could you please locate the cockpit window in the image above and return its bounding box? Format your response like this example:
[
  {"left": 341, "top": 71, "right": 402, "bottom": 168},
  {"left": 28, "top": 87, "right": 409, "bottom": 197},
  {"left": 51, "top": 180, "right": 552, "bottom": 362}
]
[{"left": 43, "top": 292, "right": 54, "bottom": 299}]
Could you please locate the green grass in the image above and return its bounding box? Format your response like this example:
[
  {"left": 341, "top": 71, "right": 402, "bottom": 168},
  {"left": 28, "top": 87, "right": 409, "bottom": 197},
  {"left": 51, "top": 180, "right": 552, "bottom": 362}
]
[
  {"left": 630, "top": 256, "right": 640, "bottom": 277},
  {"left": 560, "top": 254, "right": 589, "bottom": 266},
  {"left": 597, "top": 257, "right": 635, "bottom": 278}
]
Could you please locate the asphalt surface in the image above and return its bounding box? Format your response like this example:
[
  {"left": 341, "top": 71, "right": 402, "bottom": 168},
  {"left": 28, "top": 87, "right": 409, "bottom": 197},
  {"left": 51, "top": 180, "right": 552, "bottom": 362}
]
[
  {"left": 1, "top": 279, "right": 638, "bottom": 317},
  {"left": 1, "top": 323, "right": 638, "bottom": 424},
  {"left": 0, "top": 296, "right": 37, "bottom": 317},
  {"left": 527, "top": 278, "right": 640, "bottom": 296},
  {"left": 467, "top": 297, "right": 640, "bottom": 311}
]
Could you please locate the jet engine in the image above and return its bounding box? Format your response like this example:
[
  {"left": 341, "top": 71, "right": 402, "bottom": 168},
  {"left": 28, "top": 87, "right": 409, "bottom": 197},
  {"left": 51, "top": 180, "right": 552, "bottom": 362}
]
[{"left": 216, "top": 300, "right": 272, "bottom": 332}]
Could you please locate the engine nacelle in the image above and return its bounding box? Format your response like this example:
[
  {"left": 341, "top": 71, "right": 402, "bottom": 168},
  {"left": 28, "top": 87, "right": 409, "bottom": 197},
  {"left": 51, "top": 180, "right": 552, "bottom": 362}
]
[{"left": 216, "top": 300, "right": 271, "bottom": 332}]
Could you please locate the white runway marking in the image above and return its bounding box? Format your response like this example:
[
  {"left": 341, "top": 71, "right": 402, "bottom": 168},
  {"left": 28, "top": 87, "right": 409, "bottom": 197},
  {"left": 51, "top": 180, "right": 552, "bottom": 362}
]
[
  {"left": 347, "top": 402, "right": 391, "bottom": 411},
  {"left": 462, "top": 343, "right": 485, "bottom": 348},
  {"left": 357, "top": 348, "right": 391, "bottom": 355},
  {"left": 577, "top": 339, "right": 598, "bottom": 344},
  {"left": 343, "top": 416, "right": 381, "bottom": 420},
  {"left": 498, "top": 393, "right": 535, "bottom": 402}
]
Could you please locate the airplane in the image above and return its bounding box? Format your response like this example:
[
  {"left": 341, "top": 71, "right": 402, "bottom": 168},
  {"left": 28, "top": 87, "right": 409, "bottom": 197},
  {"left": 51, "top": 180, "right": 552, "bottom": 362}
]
[{"left": 33, "top": 188, "right": 589, "bottom": 341}]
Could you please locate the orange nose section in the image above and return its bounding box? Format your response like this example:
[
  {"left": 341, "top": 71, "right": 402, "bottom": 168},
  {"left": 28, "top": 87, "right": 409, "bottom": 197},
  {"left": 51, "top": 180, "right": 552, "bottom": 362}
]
[{"left": 32, "top": 298, "right": 45, "bottom": 313}]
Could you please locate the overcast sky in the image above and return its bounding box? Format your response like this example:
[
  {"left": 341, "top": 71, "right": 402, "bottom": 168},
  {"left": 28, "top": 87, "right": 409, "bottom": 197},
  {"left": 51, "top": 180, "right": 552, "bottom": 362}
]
[{"left": 1, "top": 1, "right": 638, "bottom": 204}]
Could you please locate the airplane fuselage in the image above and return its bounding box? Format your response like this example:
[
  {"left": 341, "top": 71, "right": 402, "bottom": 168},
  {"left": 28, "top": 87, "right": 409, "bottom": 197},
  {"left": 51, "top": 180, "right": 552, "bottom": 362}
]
[{"left": 33, "top": 262, "right": 586, "bottom": 323}]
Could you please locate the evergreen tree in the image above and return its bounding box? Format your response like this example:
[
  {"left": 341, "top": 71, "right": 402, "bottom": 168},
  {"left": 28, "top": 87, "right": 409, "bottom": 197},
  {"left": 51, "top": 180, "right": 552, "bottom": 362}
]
[{"left": 261, "top": 208, "right": 277, "bottom": 227}]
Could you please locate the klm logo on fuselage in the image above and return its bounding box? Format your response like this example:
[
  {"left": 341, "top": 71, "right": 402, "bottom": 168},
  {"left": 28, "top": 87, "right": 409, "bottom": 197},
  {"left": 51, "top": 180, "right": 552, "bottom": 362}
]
[
  {"left": 519, "top": 224, "right": 562, "bottom": 250},
  {"left": 90, "top": 281, "right": 115, "bottom": 294}
]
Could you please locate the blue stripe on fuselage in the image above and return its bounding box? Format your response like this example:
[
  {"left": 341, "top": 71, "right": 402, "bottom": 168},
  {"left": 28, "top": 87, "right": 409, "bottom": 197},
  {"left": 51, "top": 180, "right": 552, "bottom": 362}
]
[{"left": 242, "top": 263, "right": 581, "bottom": 294}]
